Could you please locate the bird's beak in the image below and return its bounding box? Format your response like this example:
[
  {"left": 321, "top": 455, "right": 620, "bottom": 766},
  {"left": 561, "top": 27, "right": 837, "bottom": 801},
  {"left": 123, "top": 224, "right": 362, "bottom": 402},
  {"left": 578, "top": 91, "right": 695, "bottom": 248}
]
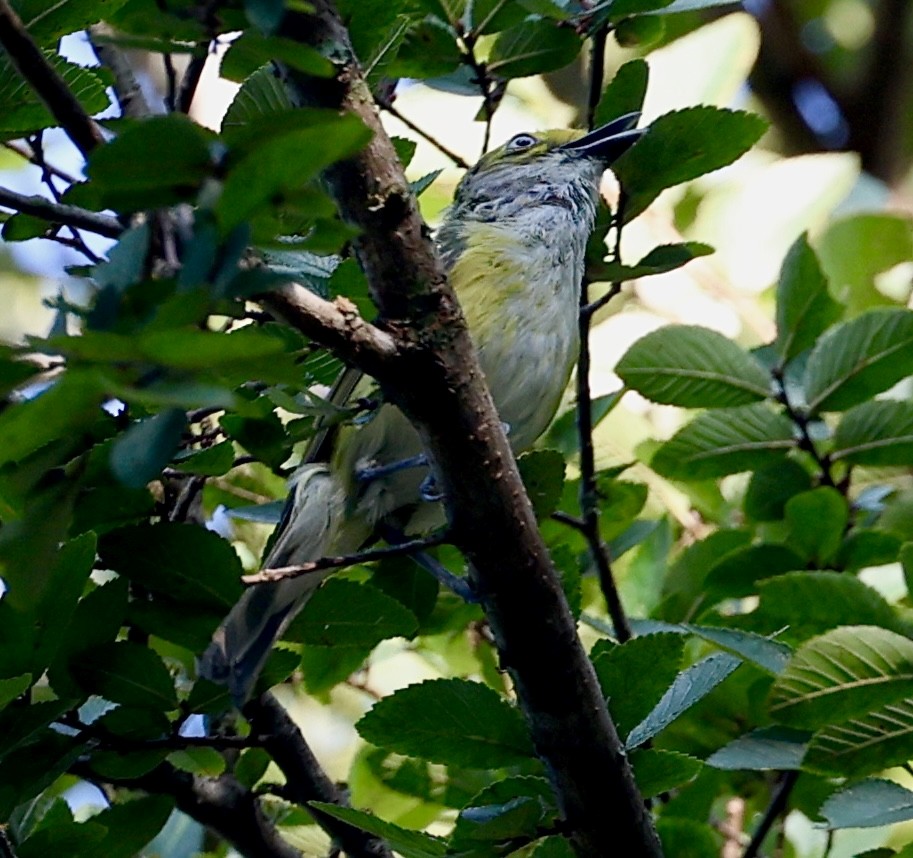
[{"left": 559, "top": 111, "right": 643, "bottom": 164}]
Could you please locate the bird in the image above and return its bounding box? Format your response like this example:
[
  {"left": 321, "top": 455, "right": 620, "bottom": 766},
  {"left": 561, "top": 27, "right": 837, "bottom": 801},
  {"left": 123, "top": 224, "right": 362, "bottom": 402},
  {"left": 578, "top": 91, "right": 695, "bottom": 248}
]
[{"left": 200, "top": 112, "right": 644, "bottom": 703}]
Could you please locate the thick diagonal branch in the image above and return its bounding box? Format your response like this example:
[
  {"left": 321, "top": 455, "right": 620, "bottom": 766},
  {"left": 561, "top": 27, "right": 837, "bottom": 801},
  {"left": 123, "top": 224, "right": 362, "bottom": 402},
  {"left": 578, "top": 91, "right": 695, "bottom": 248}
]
[
  {"left": 0, "top": 0, "right": 105, "bottom": 158},
  {"left": 245, "top": 694, "right": 393, "bottom": 858},
  {"left": 275, "top": 3, "right": 661, "bottom": 855}
]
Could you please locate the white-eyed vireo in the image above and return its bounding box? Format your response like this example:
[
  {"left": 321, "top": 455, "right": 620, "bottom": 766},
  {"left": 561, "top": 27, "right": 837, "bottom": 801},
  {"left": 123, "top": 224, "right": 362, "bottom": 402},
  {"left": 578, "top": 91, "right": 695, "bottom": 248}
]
[{"left": 201, "top": 112, "right": 643, "bottom": 702}]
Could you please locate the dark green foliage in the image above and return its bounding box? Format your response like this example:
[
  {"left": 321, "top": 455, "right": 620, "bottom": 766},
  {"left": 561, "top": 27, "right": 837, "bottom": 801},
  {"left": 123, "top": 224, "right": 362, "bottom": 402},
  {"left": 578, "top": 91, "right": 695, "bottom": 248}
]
[{"left": 1, "top": 2, "right": 912, "bottom": 855}]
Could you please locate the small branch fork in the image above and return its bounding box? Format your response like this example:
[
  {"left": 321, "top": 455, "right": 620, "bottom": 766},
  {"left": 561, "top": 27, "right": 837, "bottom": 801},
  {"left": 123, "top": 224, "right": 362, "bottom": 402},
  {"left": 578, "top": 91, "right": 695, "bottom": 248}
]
[{"left": 771, "top": 367, "right": 838, "bottom": 489}]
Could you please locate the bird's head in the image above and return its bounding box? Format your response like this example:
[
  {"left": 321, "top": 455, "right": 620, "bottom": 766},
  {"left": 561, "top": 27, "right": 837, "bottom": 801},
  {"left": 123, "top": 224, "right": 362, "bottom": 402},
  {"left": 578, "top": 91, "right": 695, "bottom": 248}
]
[{"left": 449, "top": 112, "right": 643, "bottom": 224}]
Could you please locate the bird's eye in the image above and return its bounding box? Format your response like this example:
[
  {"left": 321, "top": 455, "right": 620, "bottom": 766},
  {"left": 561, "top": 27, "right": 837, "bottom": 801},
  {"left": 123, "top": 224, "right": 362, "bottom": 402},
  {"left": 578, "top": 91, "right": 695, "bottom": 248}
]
[{"left": 506, "top": 133, "right": 538, "bottom": 151}]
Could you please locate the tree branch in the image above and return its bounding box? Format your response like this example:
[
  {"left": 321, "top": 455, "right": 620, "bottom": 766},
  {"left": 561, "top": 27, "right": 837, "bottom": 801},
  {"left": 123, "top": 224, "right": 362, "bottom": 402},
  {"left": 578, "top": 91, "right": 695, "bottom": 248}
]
[
  {"left": 241, "top": 532, "right": 448, "bottom": 584},
  {"left": 245, "top": 693, "right": 394, "bottom": 858},
  {"left": 0, "top": 0, "right": 105, "bottom": 158},
  {"left": 70, "top": 760, "right": 301, "bottom": 858},
  {"left": 275, "top": 3, "right": 661, "bottom": 855},
  {"left": 0, "top": 186, "right": 122, "bottom": 238},
  {"left": 259, "top": 285, "right": 400, "bottom": 377}
]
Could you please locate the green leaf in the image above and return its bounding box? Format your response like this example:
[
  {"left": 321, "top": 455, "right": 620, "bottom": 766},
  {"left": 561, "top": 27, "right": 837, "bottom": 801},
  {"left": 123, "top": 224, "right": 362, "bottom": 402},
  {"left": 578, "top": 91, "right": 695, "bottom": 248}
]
[
  {"left": 13, "top": 0, "right": 130, "bottom": 42},
  {"left": 685, "top": 626, "right": 791, "bottom": 675},
  {"left": 0, "top": 54, "right": 111, "bottom": 140},
  {"left": 594, "top": 59, "right": 649, "bottom": 128},
  {"left": 706, "top": 727, "right": 809, "bottom": 771},
  {"left": 518, "top": 450, "right": 565, "bottom": 519},
  {"left": 17, "top": 822, "right": 106, "bottom": 858},
  {"left": 217, "top": 117, "right": 370, "bottom": 232},
  {"left": 235, "top": 747, "right": 271, "bottom": 788},
  {"left": 836, "top": 529, "right": 901, "bottom": 573},
  {"left": 806, "top": 696, "right": 913, "bottom": 778},
  {"left": 630, "top": 748, "right": 701, "bottom": 798},
  {"left": 775, "top": 233, "right": 841, "bottom": 363},
  {"left": 590, "top": 242, "right": 713, "bottom": 282},
  {"left": 95, "top": 706, "right": 170, "bottom": 740},
  {"left": 451, "top": 777, "right": 555, "bottom": 848},
  {"left": 601, "top": 0, "right": 673, "bottom": 19},
  {"left": 784, "top": 487, "right": 847, "bottom": 565},
  {"left": 139, "top": 326, "right": 291, "bottom": 369},
  {"left": 291, "top": 579, "right": 419, "bottom": 647},
  {"left": 616, "top": 325, "right": 771, "bottom": 407},
  {"left": 98, "top": 522, "right": 244, "bottom": 611},
  {"left": 245, "top": 0, "right": 286, "bottom": 33},
  {"left": 84, "top": 114, "right": 214, "bottom": 210},
  {"left": 656, "top": 818, "right": 721, "bottom": 858},
  {"left": 300, "top": 644, "right": 373, "bottom": 695},
  {"left": 769, "top": 626, "right": 913, "bottom": 729},
  {"left": 487, "top": 19, "right": 580, "bottom": 79},
  {"left": 168, "top": 746, "right": 226, "bottom": 776},
  {"left": 356, "top": 678, "right": 535, "bottom": 768},
  {"left": 744, "top": 459, "right": 812, "bottom": 521},
  {"left": 109, "top": 408, "right": 186, "bottom": 489},
  {"left": 309, "top": 804, "right": 446, "bottom": 858},
  {"left": 221, "top": 34, "right": 333, "bottom": 83},
  {"left": 704, "top": 543, "right": 806, "bottom": 601},
  {"left": 0, "top": 370, "right": 103, "bottom": 470},
  {"left": 0, "top": 733, "right": 85, "bottom": 820},
  {"left": 832, "top": 399, "right": 913, "bottom": 467},
  {"left": 0, "top": 674, "right": 31, "bottom": 711},
  {"left": 72, "top": 641, "right": 178, "bottom": 709},
  {"left": 392, "top": 18, "right": 462, "bottom": 78},
  {"left": 591, "top": 633, "right": 684, "bottom": 740},
  {"left": 613, "top": 15, "right": 666, "bottom": 48},
  {"left": 750, "top": 572, "right": 906, "bottom": 644},
  {"left": 87, "top": 795, "right": 174, "bottom": 858},
  {"left": 613, "top": 107, "right": 767, "bottom": 221},
  {"left": 222, "top": 65, "right": 294, "bottom": 130},
  {"left": 820, "top": 779, "right": 913, "bottom": 830},
  {"left": 651, "top": 405, "right": 795, "bottom": 481},
  {"left": 804, "top": 309, "right": 913, "bottom": 413},
  {"left": 817, "top": 213, "right": 913, "bottom": 317},
  {"left": 173, "top": 441, "right": 236, "bottom": 476},
  {"left": 626, "top": 652, "right": 741, "bottom": 748},
  {"left": 47, "top": 577, "right": 128, "bottom": 698}
]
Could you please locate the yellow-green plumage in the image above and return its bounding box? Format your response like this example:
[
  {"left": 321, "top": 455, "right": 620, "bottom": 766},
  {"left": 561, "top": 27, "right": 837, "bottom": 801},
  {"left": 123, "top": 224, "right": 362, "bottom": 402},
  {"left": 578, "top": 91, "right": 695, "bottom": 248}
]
[{"left": 201, "top": 117, "right": 642, "bottom": 702}]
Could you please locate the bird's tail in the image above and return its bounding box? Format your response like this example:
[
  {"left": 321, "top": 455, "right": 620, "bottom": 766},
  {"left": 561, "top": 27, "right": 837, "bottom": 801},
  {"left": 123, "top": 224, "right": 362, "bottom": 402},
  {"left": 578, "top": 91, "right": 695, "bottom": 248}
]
[{"left": 199, "top": 464, "right": 346, "bottom": 704}]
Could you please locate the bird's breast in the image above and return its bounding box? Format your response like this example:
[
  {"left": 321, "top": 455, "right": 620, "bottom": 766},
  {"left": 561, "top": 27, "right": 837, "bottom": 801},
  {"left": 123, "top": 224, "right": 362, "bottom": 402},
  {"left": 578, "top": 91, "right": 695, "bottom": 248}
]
[{"left": 450, "top": 217, "right": 586, "bottom": 451}]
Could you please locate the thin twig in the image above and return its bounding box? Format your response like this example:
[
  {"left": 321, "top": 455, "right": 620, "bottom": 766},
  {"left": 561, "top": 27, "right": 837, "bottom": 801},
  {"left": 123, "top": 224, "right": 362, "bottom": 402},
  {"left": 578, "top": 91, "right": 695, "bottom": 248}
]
[
  {"left": 242, "top": 532, "right": 449, "bottom": 584},
  {"left": 0, "top": 186, "right": 122, "bottom": 237},
  {"left": 3, "top": 141, "right": 80, "bottom": 184},
  {"left": 378, "top": 99, "right": 470, "bottom": 168},
  {"left": 575, "top": 202, "right": 632, "bottom": 643},
  {"left": 587, "top": 26, "right": 608, "bottom": 131},
  {"left": 0, "top": 0, "right": 105, "bottom": 157},
  {"left": 742, "top": 770, "right": 799, "bottom": 858}
]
